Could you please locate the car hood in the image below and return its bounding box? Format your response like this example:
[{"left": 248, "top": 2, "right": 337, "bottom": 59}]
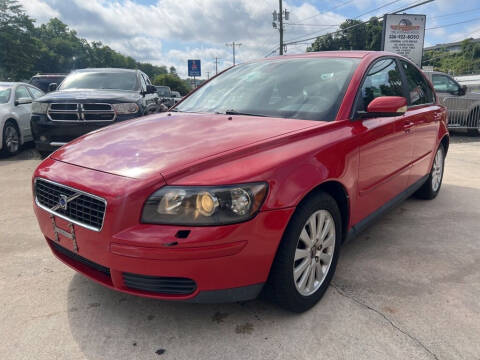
[
  {"left": 37, "top": 89, "right": 141, "bottom": 103},
  {"left": 51, "top": 112, "right": 319, "bottom": 180}
]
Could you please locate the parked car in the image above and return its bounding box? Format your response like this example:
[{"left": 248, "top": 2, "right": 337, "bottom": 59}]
[
  {"left": 32, "top": 51, "right": 448, "bottom": 312},
  {"left": 29, "top": 74, "right": 67, "bottom": 93},
  {"left": 0, "top": 82, "right": 44, "bottom": 156},
  {"left": 30, "top": 68, "right": 160, "bottom": 156},
  {"left": 155, "top": 85, "right": 175, "bottom": 108},
  {"left": 424, "top": 70, "right": 480, "bottom": 135},
  {"left": 171, "top": 91, "right": 182, "bottom": 104}
]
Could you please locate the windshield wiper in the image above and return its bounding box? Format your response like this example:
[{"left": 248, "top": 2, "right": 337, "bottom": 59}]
[{"left": 219, "top": 109, "right": 268, "bottom": 117}]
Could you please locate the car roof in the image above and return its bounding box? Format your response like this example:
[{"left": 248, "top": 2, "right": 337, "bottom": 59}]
[
  {"left": 72, "top": 68, "right": 139, "bottom": 73},
  {"left": 265, "top": 50, "right": 396, "bottom": 61},
  {"left": 31, "top": 74, "right": 67, "bottom": 78},
  {"left": 0, "top": 82, "right": 34, "bottom": 86}
]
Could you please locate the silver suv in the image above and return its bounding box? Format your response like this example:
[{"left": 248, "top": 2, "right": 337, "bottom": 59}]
[{"left": 424, "top": 70, "right": 480, "bottom": 135}]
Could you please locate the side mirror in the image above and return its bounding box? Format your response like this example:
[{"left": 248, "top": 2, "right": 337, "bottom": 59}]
[
  {"left": 145, "top": 84, "right": 157, "bottom": 94},
  {"left": 358, "top": 96, "right": 407, "bottom": 119},
  {"left": 460, "top": 85, "right": 467, "bottom": 95},
  {"left": 15, "top": 97, "right": 32, "bottom": 106},
  {"left": 48, "top": 83, "right": 57, "bottom": 92}
]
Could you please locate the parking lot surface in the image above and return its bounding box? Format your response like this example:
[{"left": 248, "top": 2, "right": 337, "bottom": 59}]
[{"left": 1, "top": 136, "right": 479, "bottom": 360}]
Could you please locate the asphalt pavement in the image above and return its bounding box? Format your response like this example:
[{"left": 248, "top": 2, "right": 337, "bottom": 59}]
[{"left": 0, "top": 135, "right": 479, "bottom": 360}]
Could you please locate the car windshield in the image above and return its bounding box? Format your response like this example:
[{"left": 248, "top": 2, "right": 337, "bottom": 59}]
[
  {"left": 176, "top": 57, "right": 360, "bottom": 121},
  {"left": 0, "top": 87, "right": 11, "bottom": 104},
  {"left": 59, "top": 71, "right": 139, "bottom": 91}
]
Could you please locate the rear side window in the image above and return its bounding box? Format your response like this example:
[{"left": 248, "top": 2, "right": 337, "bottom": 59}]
[
  {"left": 400, "top": 60, "right": 434, "bottom": 105},
  {"left": 359, "top": 58, "right": 403, "bottom": 111}
]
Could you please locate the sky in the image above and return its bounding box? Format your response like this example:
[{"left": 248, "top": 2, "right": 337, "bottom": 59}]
[{"left": 18, "top": 0, "right": 480, "bottom": 78}]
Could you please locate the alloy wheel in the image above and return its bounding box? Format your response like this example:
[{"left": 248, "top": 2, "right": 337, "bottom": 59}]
[
  {"left": 293, "top": 210, "right": 336, "bottom": 296},
  {"left": 431, "top": 147, "right": 444, "bottom": 192},
  {"left": 4, "top": 125, "right": 19, "bottom": 154}
]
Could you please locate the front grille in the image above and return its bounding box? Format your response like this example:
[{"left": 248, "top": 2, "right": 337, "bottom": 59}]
[
  {"left": 47, "top": 103, "right": 116, "bottom": 122},
  {"left": 123, "top": 273, "right": 197, "bottom": 295},
  {"left": 35, "top": 178, "right": 106, "bottom": 231},
  {"left": 50, "top": 240, "right": 110, "bottom": 277}
]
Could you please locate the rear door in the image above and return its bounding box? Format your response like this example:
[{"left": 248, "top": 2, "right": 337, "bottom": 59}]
[
  {"left": 399, "top": 60, "right": 440, "bottom": 185},
  {"left": 352, "top": 57, "right": 414, "bottom": 221}
]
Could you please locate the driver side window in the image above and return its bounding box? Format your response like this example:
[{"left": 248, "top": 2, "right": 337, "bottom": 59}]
[
  {"left": 432, "top": 74, "right": 460, "bottom": 94},
  {"left": 359, "top": 58, "right": 403, "bottom": 111}
]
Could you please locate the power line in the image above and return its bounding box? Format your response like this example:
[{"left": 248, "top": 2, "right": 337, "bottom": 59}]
[
  {"left": 225, "top": 42, "right": 242, "bottom": 65},
  {"left": 283, "top": 0, "right": 405, "bottom": 48},
  {"left": 426, "top": 17, "right": 480, "bottom": 30},
  {"left": 296, "top": 0, "right": 355, "bottom": 23},
  {"left": 285, "top": 0, "right": 434, "bottom": 46}
]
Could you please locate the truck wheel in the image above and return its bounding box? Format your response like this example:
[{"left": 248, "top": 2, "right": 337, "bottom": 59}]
[
  {"left": 266, "top": 192, "right": 341, "bottom": 313},
  {"left": 415, "top": 144, "right": 445, "bottom": 200}
]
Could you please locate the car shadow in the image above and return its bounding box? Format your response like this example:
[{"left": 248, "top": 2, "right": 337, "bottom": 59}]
[{"left": 0, "top": 141, "right": 42, "bottom": 161}]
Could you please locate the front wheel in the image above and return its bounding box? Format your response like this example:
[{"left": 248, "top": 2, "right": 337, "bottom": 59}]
[
  {"left": 415, "top": 144, "right": 445, "bottom": 200},
  {"left": 1, "top": 121, "right": 21, "bottom": 156},
  {"left": 266, "top": 192, "right": 341, "bottom": 313}
]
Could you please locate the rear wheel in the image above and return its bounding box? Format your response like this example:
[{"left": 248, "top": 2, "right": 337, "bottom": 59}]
[
  {"left": 414, "top": 144, "right": 445, "bottom": 200},
  {"left": 1, "top": 121, "right": 21, "bottom": 156},
  {"left": 267, "top": 192, "right": 341, "bottom": 313}
]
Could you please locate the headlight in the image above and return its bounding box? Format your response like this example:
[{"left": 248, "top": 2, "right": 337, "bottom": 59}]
[
  {"left": 31, "top": 102, "right": 48, "bottom": 114},
  {"left": 141, "top": 183, "right": 268, "bottom": 226},
  {"left": 112, "top": 103, "right": 139, "bottom": 114}
]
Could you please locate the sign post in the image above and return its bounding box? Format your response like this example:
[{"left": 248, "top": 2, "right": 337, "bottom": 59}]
[
  {"left": 188, "top": 59, "right": 201, "bottom": 88},
  {"left": 382, "top": 14, "right": 426, "bottom": 66}
]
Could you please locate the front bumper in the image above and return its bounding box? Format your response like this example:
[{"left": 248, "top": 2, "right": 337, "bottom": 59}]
[
  {"left": 33, "top": 159, "right": 294, "bottom": 302},
  {"left": 31, "top": 113, "right": 141, "bottom": 152}
]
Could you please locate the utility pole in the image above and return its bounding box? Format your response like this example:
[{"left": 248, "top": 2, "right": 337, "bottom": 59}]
[
  {"left": 272, "top": 1, "right": 289, "bottom": 55},
  {"left": 206, "top": 71, "right": 210, "bottom": 79},
  {"left": 226, "top": 42, "right": 242, "bottom": 65},
  {"left": 279, "top": 0, "right": 283, "bottom": 55},
  {"left": 214, "top": 57, "right": 221, "bottom": 74}
]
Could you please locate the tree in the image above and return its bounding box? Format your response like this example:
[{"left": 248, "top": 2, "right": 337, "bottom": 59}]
[
  {"left": 0, "top": 0, "right": 171, "bottom": 81},
  {"left": 153, "top": 74, "right": 191, "bottom": 95},
  {"left": 0, "top": 0, "right": 39, "bottom": 80},
  {"left": 307, "top": 17, "right": 382, "bottom": 52}
]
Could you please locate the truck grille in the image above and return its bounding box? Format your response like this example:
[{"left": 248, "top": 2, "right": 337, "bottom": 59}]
[
  {"left": 35, "top": 178, "right": 107, "bottom": 231},
  {"left": 123, "top": 273, "right": 197, "bottom": 295},
  {"left": 47, "top": 103, "right": 116, "bottom": 122}
]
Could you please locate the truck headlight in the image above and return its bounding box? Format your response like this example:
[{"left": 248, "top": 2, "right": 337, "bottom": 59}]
[
  {"left": 112, "top": 103, "right": 139, "bottom": 114},
  {"left": 31, "top": 102, "right": 48, "bottom": 114},
  {"left": 141, "top": 183, "right": 268, "bottom": 226}
]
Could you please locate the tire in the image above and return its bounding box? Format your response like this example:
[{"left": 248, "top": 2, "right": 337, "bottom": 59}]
[
  {"left": 266, "top": 191, "right": 342, "bottom": 313},
  {"left": 1, "top": 121, "right": 21, "bottom": 156},
  {"left": 414, "top": 144, "right": 445, "bottom": 200}
]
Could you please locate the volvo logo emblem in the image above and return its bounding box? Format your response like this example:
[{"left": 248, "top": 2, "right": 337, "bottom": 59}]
[
  {"left": 51, "top": 193, "right": 81, "bottom": 212},
  {"left": 59, "top": 194, "right": 68, "bottom": 210}
]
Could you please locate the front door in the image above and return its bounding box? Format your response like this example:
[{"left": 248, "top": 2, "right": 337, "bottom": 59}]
[{"left": 353, "top": 58, "right": 414, "bottom": 223}]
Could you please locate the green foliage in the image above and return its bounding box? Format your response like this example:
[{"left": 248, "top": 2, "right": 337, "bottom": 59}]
[
  {"left": 307, "top": 17, "right": 383, "bottom": 52},
  {"left": 153, "top": 74, "right": 191, "bottom": 95},
  {"left": 423, "top": 38, "right": 480, "bottom": 75},
  {"left": 0, "top": 0, "right": 169, "bottom": 81}
]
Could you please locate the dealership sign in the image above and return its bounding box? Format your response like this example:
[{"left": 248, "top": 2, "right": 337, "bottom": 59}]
[
  {"left": 382, "top": 14, "right": 426, "bottom": 66},
  {"left": 188, "top": 59, "right": 201, "bottom": 77}
]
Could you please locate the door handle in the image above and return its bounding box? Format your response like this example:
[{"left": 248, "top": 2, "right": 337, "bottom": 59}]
[{"left": 403, "top": 120, "right": 414, "bottom": 133}]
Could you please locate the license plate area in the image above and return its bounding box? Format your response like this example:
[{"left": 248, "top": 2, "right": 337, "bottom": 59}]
[{"left": 50, "top": 214, "right": 79, "bottom": 253}]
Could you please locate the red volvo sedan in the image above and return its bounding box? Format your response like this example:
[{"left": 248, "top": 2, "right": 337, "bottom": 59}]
[{"left": 32, "top": 51, "right": 448, "bottom": 312}]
